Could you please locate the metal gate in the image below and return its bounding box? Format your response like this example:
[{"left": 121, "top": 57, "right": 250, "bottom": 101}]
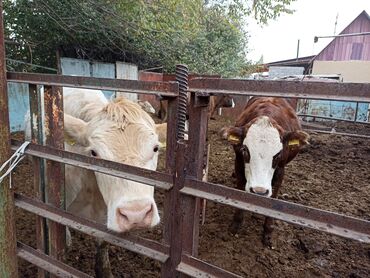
[{"left": 1, "top": 13, "right": 370, "bottom": 278}]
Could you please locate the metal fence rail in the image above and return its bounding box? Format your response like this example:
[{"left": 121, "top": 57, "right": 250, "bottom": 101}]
[
  {"left": 11, "top": 140, "right": 173, "bottom": 190},
  {"left": 17, "top": 242, "right": 92, "bottom": 278},
  {"left": 298, "top": 113, "right": 370, "bottom": 124},
  {"left": 188, "top": 78, "right": 370, "bottom": 102},
  {"left": 181, "top": 178, "right": 370, "bottom": 243},
  {"left": 1, "top": 34, "right": 370, "bottom": 278},
  {"left": 305, "top": 129, "right": 370, "bottom": 139},
  {"left": 177, "top": 255, "right": 243, "bottom": 278},
  {"left": 15, "top": 193, "right": 169, "bottom": 263},
  {"left": 7, "top": 72, "right": 179, "bottom": 97},
  {"left": 4, "top": 76, "right": 370, "bottom": 278}
]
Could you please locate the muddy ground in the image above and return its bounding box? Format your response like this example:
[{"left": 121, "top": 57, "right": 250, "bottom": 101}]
[{"left": 13, "top": 117, "right": 370, "bottom": 277}]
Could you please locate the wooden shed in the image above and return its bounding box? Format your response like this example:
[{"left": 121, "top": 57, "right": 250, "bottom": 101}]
[{"left": 312, "top": 10, "right": 370, "bottom": 83}]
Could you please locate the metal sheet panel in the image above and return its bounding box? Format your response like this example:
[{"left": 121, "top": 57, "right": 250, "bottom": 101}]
[
  {"left": 116, "top": 62, "right": 138, "bottom": 101},
  {"left": 8, "top": 82, "right": 29, "bottom": 132},
  {"left": 60, "top": 58, "right": 90, "bottom": 76},
  {"left": 91, "top": 61, "right": 115, "bottom": 99},
  {"left": 268, "top": 66, "right": 304, "bottom": 79},
  {"left": 61, "top": 57, "right": 116, "bottom": 99}
]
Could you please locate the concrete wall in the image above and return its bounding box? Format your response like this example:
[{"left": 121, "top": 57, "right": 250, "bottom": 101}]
[{"left": 312, "top": 60, "right": 370, "bottom": 83}]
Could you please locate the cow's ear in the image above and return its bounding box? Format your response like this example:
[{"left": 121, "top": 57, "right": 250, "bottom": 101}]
[
  {"left": 219, "top": 126, "right": 244, "bottom": 145},
  {"left": 283, "top": 130, "right": 310, "bottom": 147},
  {"left": 64, "top": 114, "right": 88, "bottom": 146}
]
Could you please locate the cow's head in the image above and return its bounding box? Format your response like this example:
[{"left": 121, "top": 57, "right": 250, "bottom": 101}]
[
  {"left": 221, "top": 116, "right": 309, "bottom": 197},
  {"left": 64, "top": 97, "right": 160, "bottom": 232},
  {"left": 215, "top": 95, "right": 235, "bottom": 109}
]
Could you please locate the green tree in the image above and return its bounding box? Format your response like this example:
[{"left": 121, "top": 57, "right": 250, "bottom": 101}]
[{"left": 3, "top": 0, "right": 295, "bottom": 76}]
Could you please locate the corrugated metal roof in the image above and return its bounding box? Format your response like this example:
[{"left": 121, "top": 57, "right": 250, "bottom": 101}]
[{"left": 266, "top": 55, "right": 315, "bottom": 67}]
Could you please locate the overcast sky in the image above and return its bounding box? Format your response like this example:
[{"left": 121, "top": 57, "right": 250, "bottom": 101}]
[{"left": 246, "top": 0, "right": 370, "bottom": 63}]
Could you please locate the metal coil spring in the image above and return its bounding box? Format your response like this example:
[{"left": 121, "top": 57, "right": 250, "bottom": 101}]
[{"left": 175, "top": 64, "right": 189, "bottom": 140}]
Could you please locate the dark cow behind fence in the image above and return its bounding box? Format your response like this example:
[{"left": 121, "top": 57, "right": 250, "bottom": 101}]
[
  {"left": 159, "top": 94, "right": 235, "bottom": 121},
  {"left": 208, "top": 94, "right": 235, "bottom": 119},
  {"left": 220, "top": 97, "right": 309, "bottom": 245}
]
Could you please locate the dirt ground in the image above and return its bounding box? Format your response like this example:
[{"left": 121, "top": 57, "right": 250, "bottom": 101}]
[{"left": 13, "top": 116, "right": 370, "bottom": 277}]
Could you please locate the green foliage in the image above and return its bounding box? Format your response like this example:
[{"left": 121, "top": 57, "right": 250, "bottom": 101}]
[
  {"left": 3, "top": 0, "right": 295, "bottom": 76},
  {"left": 209, "top": 0, "right": 296, "bottom": 25},
  {"left": 251, "top": 0, "right": 296, "bottom": 24}
]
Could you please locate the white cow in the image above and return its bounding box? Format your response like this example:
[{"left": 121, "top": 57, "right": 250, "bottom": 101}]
[{"left": 25, "top": 88, "right": 161, "bottom": 276}]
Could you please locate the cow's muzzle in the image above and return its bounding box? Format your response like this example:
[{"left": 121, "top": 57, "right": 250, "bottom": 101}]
[{"left": 250, "top": 187, "right": 269, "bottom": 196}]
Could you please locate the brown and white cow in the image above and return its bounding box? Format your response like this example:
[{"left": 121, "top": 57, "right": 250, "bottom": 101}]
[
  {"left": 26, "top": 88, "right": 161, "bottom": 276},
  {"left": 221, "top": 97, "right": 309, "bottom": 245}
]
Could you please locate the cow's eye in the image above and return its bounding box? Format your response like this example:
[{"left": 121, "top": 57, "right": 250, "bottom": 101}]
[
  {"left": 272, "top": 151, "right": 282, "bottom": 168},
  {"left": 153, "top": 145, "right": 159, "bottom": 153},
  {"left": 91, "top": 150, "right": 98, "bottom": 157},
  {"left": 242, "top": 145, "right": 250, "bottom": 162}
]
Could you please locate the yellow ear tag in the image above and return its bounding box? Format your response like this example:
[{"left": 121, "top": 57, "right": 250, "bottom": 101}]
[
  {"left": 65, "top": 134, "right": 76, "bottom": 146},
  {"left": 159, "top": 141, "right": 166, "bottom": 150},
  {"left": 288, "top": 139, "right": 300, "bottom": 146},
  {"left": 228, "top": 134, "right": 240, "bottom": 144}
]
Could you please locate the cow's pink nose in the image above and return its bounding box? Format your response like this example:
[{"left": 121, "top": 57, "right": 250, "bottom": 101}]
[
  {"left": 250, "top": 187, "right": 269, "bottom": 196},
  {"left": 117, "top": 200, "right": 153, "bottom": 231}
]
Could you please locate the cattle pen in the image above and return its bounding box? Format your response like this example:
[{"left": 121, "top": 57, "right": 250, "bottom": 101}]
[{"left": 1, "top": 15, "right": 370, "bottom": 278}]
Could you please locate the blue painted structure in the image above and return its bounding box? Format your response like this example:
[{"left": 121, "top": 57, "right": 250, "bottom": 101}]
[
  {"left": 303, "top": 100, "right": 369, "bottom": 122},
  {"left": 8, "top": 58, "right": 135, "bottom": 132},
  {"left": 8, "top": 83, "right": 29, "bottom": 132}
]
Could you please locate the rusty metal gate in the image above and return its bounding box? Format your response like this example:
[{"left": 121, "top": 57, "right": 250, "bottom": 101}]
[{"left": 1, "top": 12, "right": 370, "bottom": 278}]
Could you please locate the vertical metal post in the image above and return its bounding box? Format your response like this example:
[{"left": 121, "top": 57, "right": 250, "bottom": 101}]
[
  {"left": 161, "top": 91, "right": 179, "bottom": 276},
  {"left": 182, "top": 91, "right": 209, "bottom": 255},
  {"left": 296, "top": 39, "right": 300, "bottom": 60},
  {"left": 29, "top": 84, "right": 47, "bottom": 278},
  {"left": 175, "top": 65, "right": 188, "bottom": 140},
  {"left": 161, "top": 64, "right": 192, "bottom": 277},
  {"left": 0, "top": 1, "right": 18, "bottom": 276},
  {"left": 161, "top": 64, "right": 210, "bottom": 277},
  {"left": 161, "top": 141, "right": 187, "bottom": 278},
  {"left": 43, "top": 85, "right": 65, "bottom": 271}
]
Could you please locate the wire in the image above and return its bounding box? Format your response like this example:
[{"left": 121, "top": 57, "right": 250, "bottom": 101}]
[{"left": 6, "top": 58, "right": 58, "bottom": 72}]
